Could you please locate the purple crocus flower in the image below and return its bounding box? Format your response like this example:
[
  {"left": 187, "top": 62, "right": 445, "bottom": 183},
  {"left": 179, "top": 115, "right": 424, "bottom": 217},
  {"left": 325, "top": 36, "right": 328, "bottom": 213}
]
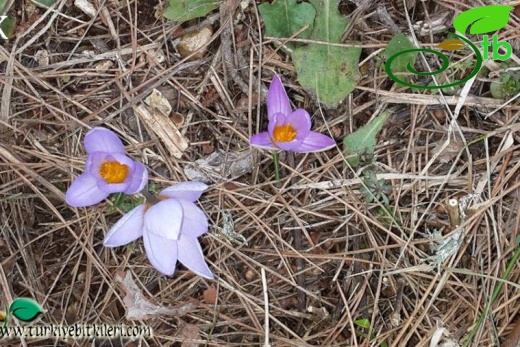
[
  {"left": 66, "top": 127, "right": 148, "bottom": 208},
  {"left": 249, "top": 75, "right": 336, "bottom": 153},
  {"left": 103, "top": 181, "right": 214, "bottom": 279}
]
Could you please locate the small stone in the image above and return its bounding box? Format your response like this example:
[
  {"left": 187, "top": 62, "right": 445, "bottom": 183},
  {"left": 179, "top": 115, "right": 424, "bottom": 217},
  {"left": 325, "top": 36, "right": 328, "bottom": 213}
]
[{"left": 178, "top": 26, "right": 213, "bottom": 59}]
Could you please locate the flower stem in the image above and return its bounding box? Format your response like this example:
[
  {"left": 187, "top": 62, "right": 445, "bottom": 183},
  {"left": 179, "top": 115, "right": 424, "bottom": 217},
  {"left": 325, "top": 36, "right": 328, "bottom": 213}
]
[{"left": 272, "top": 151, "right": 280, "bottom": 182}]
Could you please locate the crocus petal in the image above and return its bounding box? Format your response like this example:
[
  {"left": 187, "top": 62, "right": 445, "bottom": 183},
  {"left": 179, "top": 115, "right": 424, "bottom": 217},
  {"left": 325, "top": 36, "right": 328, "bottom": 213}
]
[
  {"left": 143, "top": 231, "right": 179, "bottom": 276},
  {"left": 97, "top": 180, "right": 131, "bottom": 194},
  {"left": 103, "top": 204, "right": 146, "bottom": 247},
  {"left": 178, "top": 199, "right": 208, "bottom": 238},
  {"left": 249, "top": 132, "right": 278, "bottom": 151},
  {"left": 159, "top": 182, "right": 208, "bottom": 202},
  {"left": 287, "top": 109, "right": 311, "bottom": 140},
  {"left": 144, "top": 199, "right": 183, "bottom": 240},
  {"left": 293, "top": 131, "right": 336, "bottom": 153},
  {"left": 84, "top": 127, "right": 125, "bottom": 154},
  {"left": 177, "top": 235, "right": 214, "bottom": 279},
  {"left": 65, "top": 172, "right": 109, "bottom": 207},
  {"left": 273, "top": 139, "right": 303, "bottom": 151},
  {"left": 267, "top": 75, "right": 292, "bottom": 119},
  {"left": 267, "top": 113, "right": 287, "bottom": 137},
  {"left": 123, "top": 161, "right": 148, "bottom": 194}
]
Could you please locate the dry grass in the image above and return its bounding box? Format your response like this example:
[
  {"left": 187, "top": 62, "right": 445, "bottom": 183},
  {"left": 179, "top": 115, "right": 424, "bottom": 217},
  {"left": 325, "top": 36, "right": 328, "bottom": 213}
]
[{"left": 1, "top": 0, "right": 520, "bottom": 346}]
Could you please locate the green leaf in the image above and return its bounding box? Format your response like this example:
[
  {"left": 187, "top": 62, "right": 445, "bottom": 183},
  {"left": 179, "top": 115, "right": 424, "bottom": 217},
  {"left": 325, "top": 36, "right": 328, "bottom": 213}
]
[
  {"left": 258, "top": 0, "right": 316, "bottom": 49},
  {"left": 383, "top": 33, "right": 416, "bottom": 79},
  {"left": 292, "top": 0, "right": 361, "bottom": 107},
  {"left": 453, "top": 5, "right": 513, "bottom": 35},
  {"left": 354, "top": 318, "right": 371, "bottom": 329},
  {"left": 343, "top": 110, "right": 392, "bottom": 167},
  {"left": 0, "top": 0, "right": 7, "bottom": 13},
  {"left": 164, "top": 0, "right": 220, "bottom": 22},
  {"left": 0, "top": 16, "right": 15, "bottom": 40},
  {"left": 33, "top": 0, "right": 55, "bottom": 7},
  {"left": 9, "top": 298, "right": 44, "bottom": 322}
]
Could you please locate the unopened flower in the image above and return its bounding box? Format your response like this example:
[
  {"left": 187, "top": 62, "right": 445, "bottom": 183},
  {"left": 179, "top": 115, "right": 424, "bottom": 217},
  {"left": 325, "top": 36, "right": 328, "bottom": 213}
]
[
  {"left": 103, "top": 182, "right": 213, "bottom": 279},
  {"left": 66, "top": 127, "right": 148, "bottom": 207},
  {"left": 249, "top": 75, "right": 336, "bottom": 153}
]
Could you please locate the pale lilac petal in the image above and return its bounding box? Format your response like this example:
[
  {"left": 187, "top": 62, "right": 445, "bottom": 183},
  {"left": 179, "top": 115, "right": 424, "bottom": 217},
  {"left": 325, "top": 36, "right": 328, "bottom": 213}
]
[
  {"left": 273, "top": 139, "right": 302, "bottom": 151},
  {"left": 143, "top": 231, "right": 178, "bottom": 276},
  {"left": 123, "top": 161, "right": 148, "bottom": 194},
  {"left": 84, "top": 127, "right": 125, "bottom": 154},
  {"left": 85, "top": 152, "right": 108, "bottom": 174},
  {"left": 267, "top": 75, "right": 292, "bottom": 119},
  {"left": 159, "top": 182, "right": 208, "bottom": 202},
  {"left": 250, "top": 132, "right": 278, "bottom": 151},
  {"left": 97, "top": 180, "right": 131, "bottom": 194},
  {"left": 103, "top": 204, "right": 146, "bottom": 247},
  {"left": 66, "top": 172, "right": 109, "bottom": 207},
  {"left": 179, "top": 200, "right": 208, "bottom": 238},
  {"left": 287, "top": 109, "right": 311, "bottom": 140},
  {"left": 177, "top": 235, "right": 214, "bottom": 279},
  {"left": 144, "top": 199, "right": 183, "bottom": 240},
  {"left": 293, "top": 131, "right": 336, "bottom": 153},
  {"left": 267, "top": 113, "right": 287, "bottom": 138}
]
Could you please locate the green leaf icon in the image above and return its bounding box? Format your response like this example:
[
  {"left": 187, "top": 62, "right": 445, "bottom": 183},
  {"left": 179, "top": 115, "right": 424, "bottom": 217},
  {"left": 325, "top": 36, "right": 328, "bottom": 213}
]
[
  {"left": 453, "top": 5, "right": 514, "bottom": 35},
  {"left": 9, "top": 298, "right": 44, "bottom": 322}
]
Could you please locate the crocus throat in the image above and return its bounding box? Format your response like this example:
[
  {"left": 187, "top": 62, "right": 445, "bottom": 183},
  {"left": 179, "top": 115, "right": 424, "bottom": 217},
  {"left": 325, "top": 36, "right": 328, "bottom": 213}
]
[
  {"left": 99, "top": 161, "right": 129, "bottom": 184},
  {"left": 272, "top": 124, "right": 297, "bottom": 143}
]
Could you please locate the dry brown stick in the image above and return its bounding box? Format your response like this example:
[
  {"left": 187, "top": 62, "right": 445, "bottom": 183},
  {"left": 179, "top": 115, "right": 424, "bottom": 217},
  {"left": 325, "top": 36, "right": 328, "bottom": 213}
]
[{"left": 220, "top": 0, "right": 251, "bottom": 96}]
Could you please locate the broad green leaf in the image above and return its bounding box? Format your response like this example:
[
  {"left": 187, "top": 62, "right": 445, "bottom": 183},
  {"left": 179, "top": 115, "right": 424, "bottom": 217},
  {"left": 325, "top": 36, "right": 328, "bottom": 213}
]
[
  {"left": 258, "top": 0, "right": 316, "bottom": 49},
  {"left": 343, "top": 110, "right": 392, "bottom": 167},
  {"left": 354, "top": 318, "right": 371, "bottom": 329},
  {"left": 164, "top": 0, "right": 220, "bottom": 23},
  {"left": 453, "top": 5, "right": 513, "bottom": 35},
  {"left": 0, "top": 16, "right": 15, "bottom": 40},
  {"left": 292, "top": 0, "right": 361, "bottom": 107},
  {"left": 383, "top": 33, "right": 416, "bottom": 79},
  {"left": 0, "top": 0, "right": 6, "bottom": 13},
  {"left": 9, "top": 298, "right": 44, "bottom": 322}
]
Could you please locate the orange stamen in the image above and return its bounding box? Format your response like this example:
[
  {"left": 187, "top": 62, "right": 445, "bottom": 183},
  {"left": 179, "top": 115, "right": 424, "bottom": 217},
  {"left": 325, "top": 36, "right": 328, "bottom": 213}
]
[
  {"left": 272, "top": 124, "right": 297, "bottom": 142},
  {"left": 99, "top": 161, "right": 129, "bottom": 184}
]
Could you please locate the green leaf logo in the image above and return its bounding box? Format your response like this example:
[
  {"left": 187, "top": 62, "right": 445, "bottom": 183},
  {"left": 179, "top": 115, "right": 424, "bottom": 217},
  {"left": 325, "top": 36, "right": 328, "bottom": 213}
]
[
  {"left": 453, "top": 5, "right": 514, "bottom": 35},
  {"left": 9, "top": 298, "right": 44, "bottom": 322}
]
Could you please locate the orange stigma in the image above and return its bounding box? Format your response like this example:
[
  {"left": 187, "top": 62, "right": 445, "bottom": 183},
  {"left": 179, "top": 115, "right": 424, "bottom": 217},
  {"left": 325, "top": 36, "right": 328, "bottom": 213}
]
[
  {"left": 99, "top": 161, "right": 129, "bottom": 184},
  {"left": 272, "top": 124, "right": 297, "bottom": 142}
]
